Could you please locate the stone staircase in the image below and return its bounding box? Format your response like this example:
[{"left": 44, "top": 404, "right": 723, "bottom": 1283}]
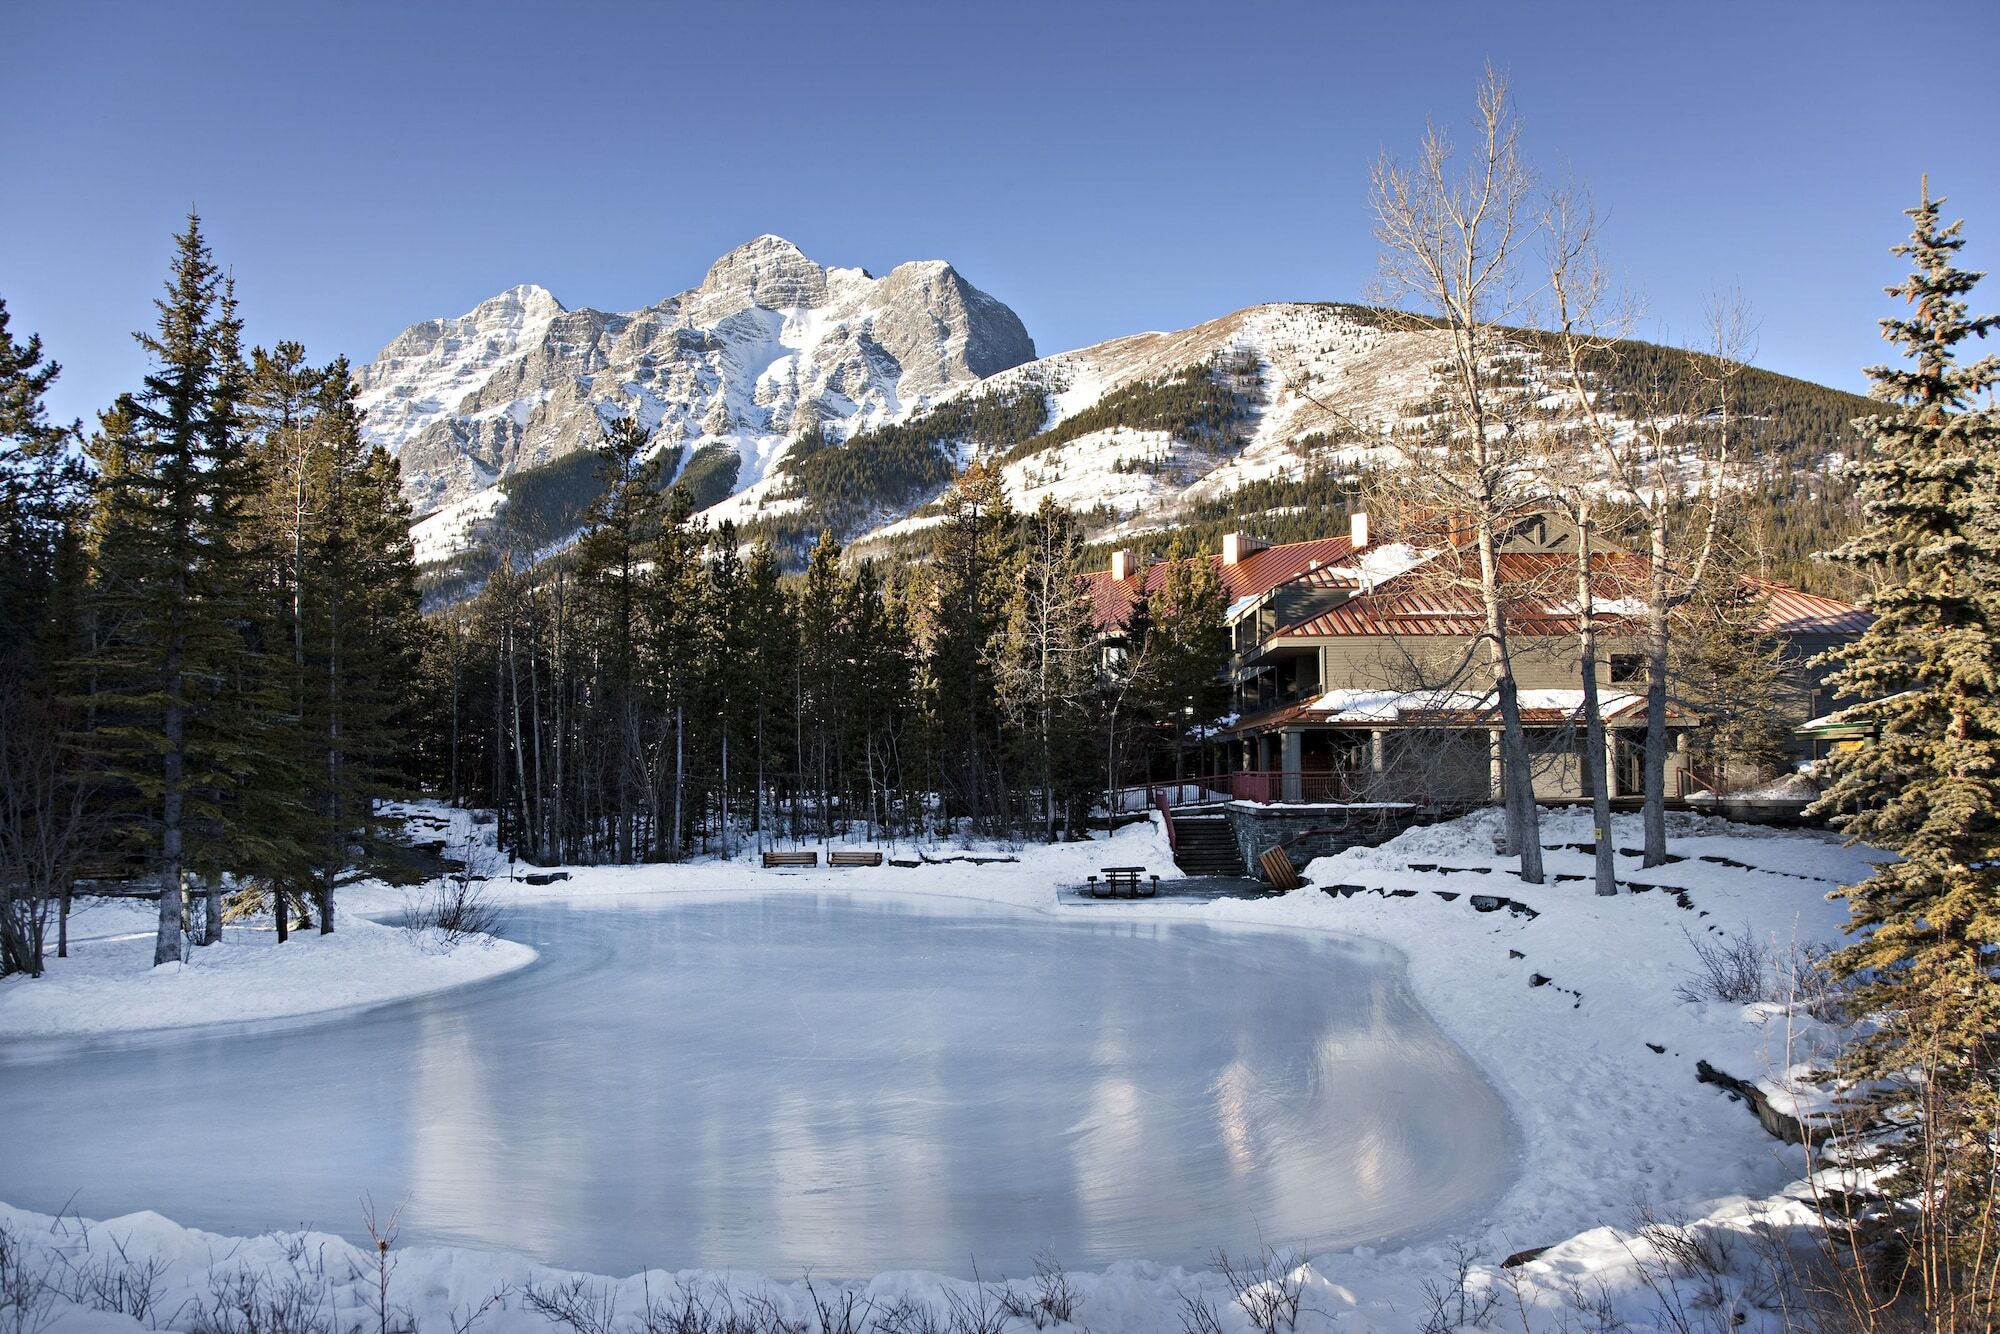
[{"left": 1169, "top": 812, "right": 1248, "bottom": 877}]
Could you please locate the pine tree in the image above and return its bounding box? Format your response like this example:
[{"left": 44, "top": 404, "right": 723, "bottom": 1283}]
[
  {"left": 1814, "top": 182, "right": 2000, "bottom": 1305},
  {"left": 0, "top": 296, "right": 84, "bottom": 662},
  {"left": 1136, "top": 539, "right": 1230, "bottom": 782},
  {"left": 88, "top": 216, "right": 265, "bottom": 964},
  {"left": 844, "top": 559, "right": 916, "bottom": 838},
  {"left": 0, "top": 299, "right": 95, "bottom": 976},
  {"left": 1673, "top": 571, "right": 1797, "bottom": 794},
  {"left": 571, "top": 414, "right": 662, "bottom": 861},
  {"left": 796, "top": 530, "right": 851, "bottom": 840},
  {"left": 739, "top": 539, "right": 794, "bottom": 842},
  {"left": 921, "top": 457, "right": 1015, "bottom": 831}
]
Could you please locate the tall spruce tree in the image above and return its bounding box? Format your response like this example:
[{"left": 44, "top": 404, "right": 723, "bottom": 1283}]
[
  {"left": 1137, "top": 538, "right": 1230, "bottom": 782},
  {"left": 0, "top": 297, "right": 84, "bottom": 662},
  {"left": 88, "top": 216, "right": 263, "bottom": 964},
  {"left": 922, "top": 458, "right": 1015, "bottom": 831},
  {"left": 1814, "top": 183, "right": 2000, "bottom": 1302}
]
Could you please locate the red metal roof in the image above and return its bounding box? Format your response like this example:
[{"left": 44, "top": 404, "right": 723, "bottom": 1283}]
[
  {"left": 1277, "top": 551, "right": 1650, "bottom": 638},
  {"left": 1276, "top": 553, "right": 1868, "bottom": 640},
  {"left": 1085, "top": 534, "right": 1361, "bottom": 630},
  {"left": 1084, "top": 530, "right": 1869, "bottom": 644},
  {"left": 1742, "top": 576, "right": 1873, "bottom": 635}
]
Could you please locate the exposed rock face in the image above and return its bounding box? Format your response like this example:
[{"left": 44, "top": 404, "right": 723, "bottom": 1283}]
[{"left": 356, "top": 236, "right": 1035, "bottom": 516}]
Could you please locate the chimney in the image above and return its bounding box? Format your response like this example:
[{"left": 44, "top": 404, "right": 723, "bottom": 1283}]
[
  {"left": 1350, "top": 511, "right": 1371, "bottom": 549},
  {"left": 1110, "top": 549, "right": 1137, "bottom": 581},
  {"left": 1221, "top": 532, "right": 1269, "bottom": 566}
]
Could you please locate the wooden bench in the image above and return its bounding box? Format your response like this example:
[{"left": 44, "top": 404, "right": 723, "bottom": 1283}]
[
  {"left": 829, "top": 850, "right": 884, "bottom": 867},
  {"left": 761, "top": 850, "right": 819, "bottom": 869}
]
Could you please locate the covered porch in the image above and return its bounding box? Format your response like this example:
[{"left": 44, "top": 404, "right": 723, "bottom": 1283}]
[{"left": 1209, "top": 689, "right": 1681, "bottom": 808}]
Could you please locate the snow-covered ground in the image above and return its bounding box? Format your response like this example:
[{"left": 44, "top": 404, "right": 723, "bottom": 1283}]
[
  {"left": 0, "top": 803, "right": 1876, "bottom": 1331},
  {"left": 0, "top": 896, "right": 535, "bottom": 1041}
]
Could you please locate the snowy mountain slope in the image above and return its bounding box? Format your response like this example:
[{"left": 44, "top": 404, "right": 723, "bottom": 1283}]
[
  {"left": 384, "top": 269, "right": 1875, "bottom": 585},
  {"left": 354, "top": 236, "right": 1035, "bottom": 520}
]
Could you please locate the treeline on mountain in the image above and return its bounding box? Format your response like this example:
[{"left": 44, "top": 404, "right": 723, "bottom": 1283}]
[
  {"left": 422, "top": 455, "right": 1230, "bottom": 865},
  {"left": 994, "top": 359, "right": 1248, "bottom": 466},
  {"left": 0, "top": 217, "right": 426, "bottom": 975},
  {"left": 419, "top": 438, "right": 745, "bottom": 606},
  {"left": 746, "top": 385, "right": 1048, "bottom": 550}
]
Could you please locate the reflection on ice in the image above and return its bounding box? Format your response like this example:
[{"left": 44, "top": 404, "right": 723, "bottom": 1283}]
[{"left": 1, "top": 893, "right": 1515, "bottom": 1277}]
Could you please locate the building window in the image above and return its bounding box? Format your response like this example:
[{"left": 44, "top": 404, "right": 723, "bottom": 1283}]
[{"left": 1609, "top": 654, "right": 1643, "bottom": 685}]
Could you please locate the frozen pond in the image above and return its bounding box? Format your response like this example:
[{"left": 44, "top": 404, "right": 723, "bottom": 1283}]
[{"left": 0, "top": 893, "right": 1516, "bottom": 1277}]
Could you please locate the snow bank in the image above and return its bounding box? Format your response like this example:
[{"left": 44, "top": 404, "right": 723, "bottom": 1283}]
[{"left": 0, "top": 897, "right": 535, "bottom": 1041}]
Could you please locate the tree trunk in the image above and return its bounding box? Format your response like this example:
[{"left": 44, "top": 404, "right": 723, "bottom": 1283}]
[
  {"left": 1574, "top": 512, "right": 1617, "bottom": 896},
  {"left": 1643, "top": 514, "right": 1671, "bottom": 866},
  {"left": 203, "top": 875, "right": 222, "bottom": 945},
  {"left": 1478, "top": 520, "right": 1544, "bottom": 883},
  {"left": 155, "top": 579, "right": 187, "bottom": 967}
]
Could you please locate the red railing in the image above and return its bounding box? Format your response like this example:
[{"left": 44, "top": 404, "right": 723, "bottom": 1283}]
[
  {"left": 1117, "top": 770, "right": 1407, "bottom": 812},
  {"left": 1223, "top": 770, "right": 1366, "bottom": 804}
]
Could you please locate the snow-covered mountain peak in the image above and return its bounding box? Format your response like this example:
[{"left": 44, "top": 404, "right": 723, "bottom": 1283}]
[
  {"left": 693, "top": 234, "right": 829, "bottom": 314},
  {"left": 357, "top": 238, "right": 1034, "bottom": 521}
]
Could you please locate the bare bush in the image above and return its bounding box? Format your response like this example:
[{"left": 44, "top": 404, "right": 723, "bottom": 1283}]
[
  {"left": 1419, "top": 1241, "right": 1499, "bottom": 1334},
  {"left": 1215, "top": 1245, "right": 1307, "bottom": 1333},
  {"left": 994, "top": 1252, "right": 1077, "bottom": 1329},
  {"left": 190, "top": 1236, "right": 339, "bottom": 1334},
  {"left": 1175, "top": 1287, "right": 1226, "bottom": 1334},
  {"left": 406, "top": 855, "right": 501, "bottom": 950},
  {"left": 523, "top": 1276, "right": 618, "bottom": 1334},
  {"left": 42, "top": 1223, "right": 170, "bottom": 1326},
  {"left": 0, "top": 1223, "right": 55, "bottom": 1334},
  {"left": 1676, "top": 925, "right": 1846, "bottom": 1022},
  {"left": 1676, "top": 923, "right": 1774, "bottom": 1005}
]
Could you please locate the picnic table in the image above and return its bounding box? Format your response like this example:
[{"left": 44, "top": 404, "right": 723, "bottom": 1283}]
[{"left": 1086, "top": 865, "right": 1159, "bottom": 899}]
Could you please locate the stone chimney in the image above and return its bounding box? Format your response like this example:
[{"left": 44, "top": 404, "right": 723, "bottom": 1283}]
[
  {"left": 1221, "top": 532, "right": 1269, "bottom": 566},
  {"left": 1110, "top": 549, "right": 1138, "bottom": 581},
  {"left": 1350, "top": 511, "right": 1371, "bottom": 549}
]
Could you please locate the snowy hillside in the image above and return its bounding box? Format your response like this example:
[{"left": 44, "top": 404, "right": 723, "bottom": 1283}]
[
  {"left": 354, "top": 236, "right": 1035, "bottom": 524},
  {"left": 376, "top": 273, "right": 1876, "bottom": 580}
]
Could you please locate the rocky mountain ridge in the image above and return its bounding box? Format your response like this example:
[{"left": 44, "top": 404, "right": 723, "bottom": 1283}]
[{"left": 355, "top": 235, "right": 1036, "bottom": 518}]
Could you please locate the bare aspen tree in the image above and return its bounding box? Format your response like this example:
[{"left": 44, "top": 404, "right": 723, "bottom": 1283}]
[
  {"left": 1541, "top": 186, "right": 1624, "bottom": 896},
  {"left": 1369, "top": 68, "right": 1546, "bottom": 882},
  {"left": 1541, "top": 212, "right": 1749, "bottom": 865}
]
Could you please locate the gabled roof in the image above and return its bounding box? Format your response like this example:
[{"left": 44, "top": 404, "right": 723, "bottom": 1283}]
[
  {"left": 1743, "top": 576, "right": 1873, "bottom": 636},
  {"left": 1278, "top": 551, "right": 1652, "bottom": 638},
  {"left": 1276, "top": 552, "right": 1868, "bottom": 641},
  {"left": 1085, "top": 534, "right": 1362, "bottom": 629}
]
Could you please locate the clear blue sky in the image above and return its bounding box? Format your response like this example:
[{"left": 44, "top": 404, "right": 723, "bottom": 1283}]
[{"left": 5, "top": 1, "right": 1996, "bottom": 427}]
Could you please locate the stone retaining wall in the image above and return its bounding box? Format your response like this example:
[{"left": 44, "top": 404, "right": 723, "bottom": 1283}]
[{"left": 1223, "top": 801, "right": 1434, "bottom": 881}]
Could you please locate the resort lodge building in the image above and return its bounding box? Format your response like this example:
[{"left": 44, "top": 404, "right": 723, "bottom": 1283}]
[{"left": 1084, "top": 514, "right": 1869, "bottom": 808}]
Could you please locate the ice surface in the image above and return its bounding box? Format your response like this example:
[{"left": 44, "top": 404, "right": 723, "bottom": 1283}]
[{"left": 0, "top": 893, "right": 1514, "bottom": 1278}]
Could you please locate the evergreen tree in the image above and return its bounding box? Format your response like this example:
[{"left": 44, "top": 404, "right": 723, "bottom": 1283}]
[
  {"left": 844, "top": 559, "right": 916, "bottom": 838},
  {"left": 921, "top": 457, "right": 1015, "bottom": 831},
  {"left": 739, "top": 538, "right": 795, "bottom": 841},
  {"left": 1814, "top": 183, "right": 2000, "bottom": 1305},
  {"left": 644, "top": 485, "right": 705, "bottom": 858},
  {"left": 796, "top": 530, "right": 851, "bottom": 840},
  {"left": 87, "top": 216, "right": 264, "bottom": 964},
  {"left": 0, "top": 296, "right": 84, "bottom": 662},
  {"left": 1135, "top": 539, "right": 1230, "bottom": 781},
  {"left": 1673, "top": 571, "right": 1797, "bottom": 793},
  {"left": 0, "top": 299, "right": 95, "bottom": 976},
  {"left": 571, "top": 414, "right": 662, "bottom": 861}
]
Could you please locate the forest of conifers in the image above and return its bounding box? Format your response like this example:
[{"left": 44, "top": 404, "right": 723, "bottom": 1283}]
[{"left": 0, "top": 216, "right": 1241, "bottom": 977}]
